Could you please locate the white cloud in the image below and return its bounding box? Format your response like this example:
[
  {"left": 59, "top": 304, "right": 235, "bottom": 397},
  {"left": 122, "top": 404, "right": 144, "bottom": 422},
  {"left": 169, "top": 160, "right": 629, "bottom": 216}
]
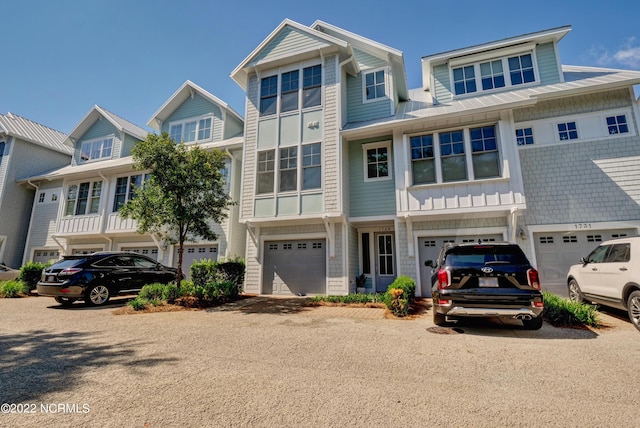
[{"left": 587, "top": 37, "right": 640, "bottom": 69}]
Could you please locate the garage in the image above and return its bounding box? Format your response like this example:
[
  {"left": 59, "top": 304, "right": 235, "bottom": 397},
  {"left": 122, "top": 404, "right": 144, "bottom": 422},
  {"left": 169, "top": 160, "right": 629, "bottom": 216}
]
[
  {"left": 121, "top": 246, "right": 159, "bottom": 261},
  {"left": 418, "top": 234, "right": 503, "bottom": 297},
  {"left": 533, "top": 229, "right": 635, "bottom": 296},
  {"left": 263, "top": 239, "right": 326, "bottom": 295},
  {"left": 174, "top": 245, "right": 218, "bottom": 279},
  {"left": 32, "top": 249, "right": 60, "bottom": 264},
  {"left": 72, "top": 248, "right": 103, "bottom": 255}
]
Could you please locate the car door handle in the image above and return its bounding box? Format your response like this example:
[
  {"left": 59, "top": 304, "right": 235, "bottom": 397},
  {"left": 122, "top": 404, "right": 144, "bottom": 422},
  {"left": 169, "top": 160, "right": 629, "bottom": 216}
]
[
  {"left": 591, "top": 267, "right": 598, "bottom": 271},
  {"left": 619, "top": 267, "right": 628, "bottom": 271}
]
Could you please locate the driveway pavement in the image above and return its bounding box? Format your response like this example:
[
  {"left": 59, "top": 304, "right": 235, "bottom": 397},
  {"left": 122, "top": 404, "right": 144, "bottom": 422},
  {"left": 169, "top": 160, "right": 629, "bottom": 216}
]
[{"left": 1, "top": 295, "right": 638, "bottom": 427}]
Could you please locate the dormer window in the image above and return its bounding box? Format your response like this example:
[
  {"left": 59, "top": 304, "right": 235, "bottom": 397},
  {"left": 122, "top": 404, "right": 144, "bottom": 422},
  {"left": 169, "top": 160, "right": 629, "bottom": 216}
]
[
  {"left": 363, "top": 68, "right": 387, "bottom": 102},
  {"left": 169, "top": 116, "right": 213, "bottom": 144},
  {"left": 80, "top": 137, "right": 113, "bottom": 161}
]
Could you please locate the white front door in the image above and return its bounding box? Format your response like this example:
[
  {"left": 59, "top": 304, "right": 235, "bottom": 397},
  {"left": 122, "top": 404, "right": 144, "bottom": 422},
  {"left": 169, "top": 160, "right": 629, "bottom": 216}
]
[{"left": 374, "top": 233, "right": 395, "bottom": 292}]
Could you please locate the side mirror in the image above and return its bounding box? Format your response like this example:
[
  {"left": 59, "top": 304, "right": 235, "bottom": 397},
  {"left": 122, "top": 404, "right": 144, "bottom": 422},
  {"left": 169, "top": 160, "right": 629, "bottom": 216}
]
[
  {"left": 425, "top": 260, "right": 434, "bottom": 268},
  {"left": 580, "top": 257, "right": 588, "bottom": 265}
]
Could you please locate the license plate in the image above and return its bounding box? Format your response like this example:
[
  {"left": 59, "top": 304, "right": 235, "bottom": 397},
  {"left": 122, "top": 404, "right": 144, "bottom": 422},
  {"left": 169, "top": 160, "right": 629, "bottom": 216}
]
[
  {"left": 47, "top": 275, "right": 56, "bottom": 282},
  {"left": 479, "top": 277, "right": 498, "bottom": 287}
]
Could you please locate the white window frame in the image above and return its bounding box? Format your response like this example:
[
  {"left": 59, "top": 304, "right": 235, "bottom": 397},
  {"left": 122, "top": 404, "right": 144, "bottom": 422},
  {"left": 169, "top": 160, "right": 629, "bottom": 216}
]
[
  {"left": 168, "top": 115, "right": 214, "bottom": 144},
  {"left": 363, "top": 141, "right": 392, "bottom": 182},
  {"left": 80, "top": 136, "right": 114, "bottom": 162},
  {"left": 64, "top": 180, "right": 103, "bottom": 216},
  {"left": 113, "top": 173, "right": 150, "bottom": 212},
  {"left": 259, "top": 62, "right": 323, "bottom": 118},
  {"left": 362, "top": 67, "right": 390, "bottom": 104}
]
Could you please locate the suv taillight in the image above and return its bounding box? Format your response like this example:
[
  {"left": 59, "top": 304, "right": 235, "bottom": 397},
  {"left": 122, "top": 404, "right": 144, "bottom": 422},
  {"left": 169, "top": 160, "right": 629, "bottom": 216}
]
[
  {"left": 60, "top": 268, "right": 83, "bottom": 276},
  {"left": 437, "top": 268, "right": 451, "bottom": 290},
  {"left": 527, "top": 268, "right": 540, "bottom": 290}
]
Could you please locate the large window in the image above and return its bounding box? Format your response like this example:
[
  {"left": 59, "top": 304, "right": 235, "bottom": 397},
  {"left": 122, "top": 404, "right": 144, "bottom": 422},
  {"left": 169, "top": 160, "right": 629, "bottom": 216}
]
[
  {"left": 65, "top": 181, "right": 102, "bottom": 216},
  {"left": 364, "top": 69, "right": 387, "bottom": 101},
  {"left": 453, "top": 66, "right": 476, "bottom": 95},
  {"left": 113, "top": 174, "right": 148, "bottom": 212},
  {"left": 257, "top": 143, "right": 322, "bottom": 195},
  {"left": 452, "top": 52, "right": 536, "bottom": 96},
  {"left": 261, "top": 65, "right": 322, "bottom": 116},
  {"left": 470, "top": 126, "right": 499, "bottom": 179},
  {"left": 364, "top": 143, "right": 390, "bottom": 181},
  {"left": 169, "top": 117, "right": 212, "bottom": 143},
  {"left": 303, "top": 65, "right": 322, "bottom": 108},
  {"left": 279, "top": 147, "right": 297, "bottom": 192},
  {"left": 281, "top": 71, "right": 299, "bottom": 113},
  {"left": 440, "top": 130, "right": 467, "bottom": 182},
  {"left": 508, "top": 54, "right": 535, "bottom": 85},
  {"left": 257, "top": 150, "right": 275, "bottom": 194},
  {"left": 302, "top": 143, "right": 321, "bottom": 189},
  {"left": 80, "top": 137, "right": 113, "bottom": 161},
  {"left": 410, "top": 134, "right": 435, "bottom": 184},
  {"left": 260, "top": 76, "right": 278, "bottom": 116}
]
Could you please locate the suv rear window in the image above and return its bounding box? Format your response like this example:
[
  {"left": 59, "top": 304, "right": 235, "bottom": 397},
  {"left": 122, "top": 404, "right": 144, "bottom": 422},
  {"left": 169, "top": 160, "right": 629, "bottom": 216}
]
[
  {"left": 50, "top": 258, "right": 87, "bottom": 269},
  {"left": 445, "top": 246, "right": 528, "bottom": 267}
]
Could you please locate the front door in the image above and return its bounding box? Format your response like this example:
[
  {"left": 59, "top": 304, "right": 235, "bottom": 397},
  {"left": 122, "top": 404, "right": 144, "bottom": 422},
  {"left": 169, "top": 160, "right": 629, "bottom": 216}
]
[{"left": 375, "top": 233, "right": 395, "bottom": 292}]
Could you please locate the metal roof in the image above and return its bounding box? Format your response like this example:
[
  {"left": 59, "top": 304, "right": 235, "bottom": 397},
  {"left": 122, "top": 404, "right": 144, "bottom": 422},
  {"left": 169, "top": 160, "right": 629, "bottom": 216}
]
[
  {"left": 0, "top": 112, "right": 72, "bottom": 155},
  {"left": 66, "top": 105, "right": 149, "bottom": 146}
]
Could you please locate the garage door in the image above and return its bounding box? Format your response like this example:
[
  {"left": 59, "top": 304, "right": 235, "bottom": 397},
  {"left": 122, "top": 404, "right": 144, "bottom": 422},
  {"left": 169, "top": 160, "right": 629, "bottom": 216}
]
[
  {"left": 263, "top": 239, "right": 326, "bottom": 295},
  {"left": 72, "top": 248, "right": 103, "bottom": 255},
  {"left": 534, "top": 229, "right": 635, "bottom": 297},
  {"left": 121, "top": 246, "right": 159, "bottom": 261},
  {"left": 418, "top": 234, "right": 503, "bottom": 297},
  {"left": 33, "top": 250, "right": 60, "bottom": 264},
  {"left": 174, "top": 245, "right": 218, "bottom": 280}
]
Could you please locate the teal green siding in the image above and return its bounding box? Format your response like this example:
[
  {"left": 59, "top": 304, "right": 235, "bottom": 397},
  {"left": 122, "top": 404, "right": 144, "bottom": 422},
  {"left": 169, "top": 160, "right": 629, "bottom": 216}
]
[
  {"left": 353, "top": 48, "right": 386, "bottom": 70},
  {"left": 251, "top": 27, "right": 329, "bottom": 65},
  {"left": 74, "top": 119, "right": 120, "bottom": 163},
  {"left": 224, "top": 115, "right": 244, "bottom": 139},
  {"left": 161, "top": 94, "right": 224, "bottom": 141},
  {"left": 536, "top": 42, "right": 561, "bottom": 84},
  {"left": 121, "top": 133, "right": 143, "bottom": 157},
  {"left": 433, "top": 64, "right": 451, "bottom": 103},
  {"left": 348, "top": 138, "right": 396, "bottom": 217},
  {"left": 346, "top": 73, "right": 393, "bottom": 123}
]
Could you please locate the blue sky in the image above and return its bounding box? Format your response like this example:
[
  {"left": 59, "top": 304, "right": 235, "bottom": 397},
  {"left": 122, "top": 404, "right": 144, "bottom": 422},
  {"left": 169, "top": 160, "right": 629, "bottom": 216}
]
[{"left": 2, "top": 0, "right": 639, "bottom": 134}]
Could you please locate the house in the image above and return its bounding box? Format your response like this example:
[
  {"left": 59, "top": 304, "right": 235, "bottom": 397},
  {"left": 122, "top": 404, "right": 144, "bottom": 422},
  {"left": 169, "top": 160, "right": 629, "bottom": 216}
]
[
  {"left": 0, "top": 113, "right": 72, "bottom": 268},
  {"left": 21, "top": 83, "right": 245, "bottom": 275},
  {"left": 231, "top": 19, "right": 640, "bottom": 297}
]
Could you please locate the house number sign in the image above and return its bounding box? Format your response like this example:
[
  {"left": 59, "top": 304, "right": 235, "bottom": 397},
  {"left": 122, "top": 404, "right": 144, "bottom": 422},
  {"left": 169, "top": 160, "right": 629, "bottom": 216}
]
[{"left": 573, "top": 223, "right": 592, "bottom": 229}]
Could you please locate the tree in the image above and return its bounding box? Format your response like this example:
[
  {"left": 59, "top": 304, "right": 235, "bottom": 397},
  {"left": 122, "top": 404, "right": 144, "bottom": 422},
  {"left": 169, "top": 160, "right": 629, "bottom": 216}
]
[{"left": 119, "top": 132, "right": 233, "bottom": 288}]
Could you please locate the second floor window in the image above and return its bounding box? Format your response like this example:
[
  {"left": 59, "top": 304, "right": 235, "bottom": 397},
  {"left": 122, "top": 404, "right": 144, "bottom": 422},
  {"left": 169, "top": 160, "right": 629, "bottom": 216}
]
[
  {"left": 80, "top": 137, "right": 113, "bottom": 161},
  {"left": 113, "top": 174, "right": 149, "bottom": 212},
  {"left": 558, "top": 122, "right": 578, "bottom": 141},
  {"left": 260, "top": 76, "right": 278, "bottom": 116},
  {"left": 65, "top": 181, "right": 102, "bottom": 216},
  {"left": 364, "top": 69, "right": 387, "bottom": 101},
  {"left": 257, "top": 150, "right": 275, "bottom": 194},
  {"left": 606, "top": 115, "right": 629, "bottom": 135},
  {"left": 169, "top": 117, "right": 213, "bottom": 144},
  {"left": 410, "top": 134, "right": 435, "bottom": 185},
  {"left": 364, "top": 143, "right": 390, "bottom": 181},
  {"left": 516, "top": 128, "right": 534, "bottom": 146},
  {"left": 256, "top": 143, "right": 323, "bottom": 195},
  {"left": 0, "top": 141, "right": 4, "bottom": 166},
  {"left": 261, "top": 65, "right": 323, "bottom": 116}
]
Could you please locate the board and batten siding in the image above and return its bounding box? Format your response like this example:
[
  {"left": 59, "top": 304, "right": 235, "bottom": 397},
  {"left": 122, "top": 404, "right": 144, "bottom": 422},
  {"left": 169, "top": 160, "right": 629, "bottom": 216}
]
[
  {"left": 161, "top": 94, "right": 225, "bottom": 142},
  {"left": 535, "top": 42, "right": 561, "bottom": 85},
  {"left": 348, "top": 138, "right": 396, "bottom": 217},
  {"left": 73, "top": 119, "right": 121, "bottom": 165},
  {"left": 249, "top": 26, "right": 330, "bottom": 66}
]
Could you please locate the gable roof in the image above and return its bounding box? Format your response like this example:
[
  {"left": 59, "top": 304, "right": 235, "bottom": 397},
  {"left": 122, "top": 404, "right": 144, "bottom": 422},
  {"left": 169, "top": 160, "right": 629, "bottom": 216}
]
[
  {"left": 65, "top": 105, "right": 148, "bottom": 147},
  {"left": 231, "top": 19, "right": 358, "bottom": 90},
  {"left": 147, "top": 80, "right": 244, "bottom": 130},
  {"left": 0, "top": 112, "right": 71, "bottom": 155}
]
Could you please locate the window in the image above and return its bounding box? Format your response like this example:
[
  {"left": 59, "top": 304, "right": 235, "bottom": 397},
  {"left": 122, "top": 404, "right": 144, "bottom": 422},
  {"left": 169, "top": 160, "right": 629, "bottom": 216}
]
[
  {"left": 281, "top": 70, "right": 299, "bottom": 113},
  {"left": 364, "top": 69, "right": 386, "bottom": 101},
  {"left": 80, "top": 137, "right": 113, "bottom": 161},
  {"left": 65, "top": 181, "right": 102, "bottom": 216},
  {"left": 38, "top": 192, "right": 46, "bottom": 203},
  {"left": 508, "top": 54, "right": 535, "bottom": 85},
  {"left": 303, "top": 65, "right": 322, "bottom": 108},
  {"left": 364, "top": 143, "right": 390, "bottom": 180},
  {"left": 605, "top": 243, "right": 630, "bottom": 263},
  {"left": 257, "top": 150, "right": 275, "bottom": 194},
  {"left": 606, "top": 115, "right": 629, "bottom": 135},
  {"left": 558, "top": 122, "right": 578, "bottom": 141},
  {"left": 113, "top": 174, "right": 148, "bottom": 212},
  {"left": 587, "top": 245, "right": 610, "bottom": 264},
  {"left": 302, "top": 143, "right": 321, "bottom": 190},
  {"left": 0, "top": 141, "right": 4, "bottom": 165},
  {"left": 410, "top": 134, "right": 435, "bottom": 184},
  {"left": 480, "top": 60, "right": 505, "bottom": 91},
  {"left": 440, "top": 130, "right": 466, "bottom": 182},
  {"left": 563, "top": 236, "right": 577, "bottom": 243},
  {"left": 260, "top": 75, "right": 278, "bottom": 116},
  {"left": 169, "top": 117, "right": 213, "bottom": 143},
  {"left": 279, "top": 147, "right": 297, "bottom": 192},
  {"left": 453, "top": 65, "right": 476, "bottom": 95},
  {"left": 516, "top": 128, "right": 534, "bottom": 146},
  {"left": 539, "top": 236, "right": 554, "bottom": 244},
  {"left": 470, "top": 125, "right": 500, "bottom": 179}
]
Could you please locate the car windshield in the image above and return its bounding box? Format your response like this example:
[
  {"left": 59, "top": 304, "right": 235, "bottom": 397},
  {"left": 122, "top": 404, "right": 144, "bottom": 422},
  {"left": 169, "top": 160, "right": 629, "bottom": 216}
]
[
  {"left": 50, "top": 258, "right": 87, "bottom": 269},
  {"left": 445, "top": 246, "right": 528, "bottom": 267}
]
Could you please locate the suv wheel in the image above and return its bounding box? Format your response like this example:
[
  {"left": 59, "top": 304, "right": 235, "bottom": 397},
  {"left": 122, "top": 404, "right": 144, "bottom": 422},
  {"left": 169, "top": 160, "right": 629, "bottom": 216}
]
[
  {"left": 85, "top": 284, "right": 110, "bottom": 306},
  {"left": 568, "top": 279, "right": 585, "bottom": 303},
  {"left": 54, "top": 297, "right": 76, "bottom": 307},
  {"left": 522, "top": 316, "right": 543, "bottom": 330},
  {"left": 627, "top": 290, "right": 640, "bottom": 332}
]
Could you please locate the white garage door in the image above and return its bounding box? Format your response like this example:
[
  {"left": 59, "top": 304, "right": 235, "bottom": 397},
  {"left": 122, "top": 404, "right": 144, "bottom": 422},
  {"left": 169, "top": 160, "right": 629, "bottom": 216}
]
[
  {"left": 72, "top": 248, "right": 103, "bottom": 255},
  {"left": 33, "top": 250, "right": 60, "bottom": 264},
  {"left": 121, "top": 246, "right": 159, "bottom": 261},
  {"left": 174, "top": 245, "right": 218, "bottom": 280},
  {"left": 418, "top": 234, "right": 503, "bottom": 297},
  {"left": 263, "top": 239, "right": 326, "bottom": 295},
  {"left": 534, "top": 229, "right": 635, "bottom": 296}
]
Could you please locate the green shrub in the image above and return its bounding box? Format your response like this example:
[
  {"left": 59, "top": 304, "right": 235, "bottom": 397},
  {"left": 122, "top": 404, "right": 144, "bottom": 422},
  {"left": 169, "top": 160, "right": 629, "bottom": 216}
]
[
  {"left": 311, "top": 293, "right": 385, "bottom": 304},
  {"left": 129, "top": 297, "right": 150, "bottom": 311},
  {"left": 138, "top": 283, "right": 167, "bottom": 300},
  {"left": 384, "top": 276, "right": 416, "bottom": 317},
  {"left": 217, "top": 258, "right": 246, "bottom": 289},
  {"left": 19, "top": 261, "right": 49, "bottom": 291},
  {"left": 543, "top": 292, "right": 601, "bottom": 328},
  {"left": 1, "top": 280, "right": 29, "bottom": 298},
  {"left": 162, "top": 284, "right": 179, "bottom": 303},
  {"left": 178, "top": 280, "right": 196, "bottom": 297},
  {"left": 190, "top": 258, "right": 245, "bottom": 292},
  {"left": 190, "top": 259, "right": 219, "bottom": 288}
]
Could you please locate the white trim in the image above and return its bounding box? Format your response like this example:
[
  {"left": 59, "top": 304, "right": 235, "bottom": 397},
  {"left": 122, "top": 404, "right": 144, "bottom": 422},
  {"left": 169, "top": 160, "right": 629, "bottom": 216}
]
[
  {"left": 449, "top": 42, "right": 536, "bottom": 67},
  {"left": 79, "top": 135, "right": 115, "bottom": 163},
  {"left": 361, "top": 66, "right": 391, "bottom": 104},
  {"left": 362, "top": 140, "right": 392, "bottom": 182},
  {"left": 168, "top": 114, "right": 214, "bottom": 144}
]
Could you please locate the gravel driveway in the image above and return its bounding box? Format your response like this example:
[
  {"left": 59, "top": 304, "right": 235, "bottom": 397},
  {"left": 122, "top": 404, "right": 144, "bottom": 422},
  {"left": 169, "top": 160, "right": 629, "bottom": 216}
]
[{"left": 1, "top": 295, "right": 638, "bottom": 427}]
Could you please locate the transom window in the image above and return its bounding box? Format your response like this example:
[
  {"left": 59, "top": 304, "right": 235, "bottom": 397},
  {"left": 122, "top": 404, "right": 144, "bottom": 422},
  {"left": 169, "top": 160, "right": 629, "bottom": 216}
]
[
  {"left": 516, "top": 128, "right": 534, "bottom": 146},
  {"left": 364, "top": 69, "right": 387, "bottom": 101},
  {"left": 364, "top": 143, "right": 390, "bottom": 181},
  {"left": 113, "top": 174, "right": 149, "bottom": 212},
  {"left": 452, "top": 52, "right": 536, "bottom": 96},
  {"left": 558, "top": 122, "right": 578, "bottom": 141},
  {"left": 606, "top": 115, "right": 629, "bottom": 135},
  {"left": 169, "top": 117, "right": 212, "bottom": 143},
  {"left": 260, "top": 64, "right": 322, "bottom": 116},
  {"left": 65, "top": 180, "right": 102, "bottom": 216},
  {"left": 80, "top": 137, "right": 113, "bottom": 162}
]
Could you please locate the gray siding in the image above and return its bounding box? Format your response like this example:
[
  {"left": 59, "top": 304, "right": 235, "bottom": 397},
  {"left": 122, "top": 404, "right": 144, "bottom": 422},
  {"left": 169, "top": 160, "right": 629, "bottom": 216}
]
[
  {"left": 536, "top": 42, "right": 561, "bottom": 85},
  {"left": 323, "top": 55, "right": 339, "bottom": 212},
  {"left": 121, "top": 133, "right": 144, "bottom": 157},
  {"left": 432, "top": 63, "right": 451, "bottom": 104},
  {"left": 348, "top": 138, "right": 396, "bottom": 217},
  {"left": 73, "top": 119, "right": 121, "bottom": 164},
  {"left": 250, "top": 26, "right": 329, "bottom": 66},
  {"left": 353, "top": 48, "right": 386, "bottom": 70},
  {"left": 161, "top": 94, "right": 225, "bottom": 142},
  {"left": 223, "top": 115, "right": 244, "bottom": 139}
]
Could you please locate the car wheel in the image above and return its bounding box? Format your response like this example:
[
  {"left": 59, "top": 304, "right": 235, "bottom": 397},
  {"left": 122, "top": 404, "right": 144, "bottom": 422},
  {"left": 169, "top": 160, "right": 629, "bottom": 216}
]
[
  {"left": 626, "top": 290, "right": 640, "bottom": 333},
  {"left": 522, "top": 316, "right": 543, "bottom": 330},
  {"left": 85, "top": 284, "right": 110, "bottom": 306},
  {"left": 568, "top": 279, "right": 585, "bottom": 303},
  {"left": 54, "top": 297, "right": 76, "bottom": 306},
  {"left": 433, "top": 311, "right": 447, "bottom": 326}
]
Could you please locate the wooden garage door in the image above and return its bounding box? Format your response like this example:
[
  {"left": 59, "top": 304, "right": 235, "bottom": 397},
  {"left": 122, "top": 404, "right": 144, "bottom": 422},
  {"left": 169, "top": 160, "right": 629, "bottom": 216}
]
[
  {"left": 263, "top": 239, "right": 326, "bottom": 295},
  {"left": 534, "top": 229, "right": 635, "bottom": 297}
]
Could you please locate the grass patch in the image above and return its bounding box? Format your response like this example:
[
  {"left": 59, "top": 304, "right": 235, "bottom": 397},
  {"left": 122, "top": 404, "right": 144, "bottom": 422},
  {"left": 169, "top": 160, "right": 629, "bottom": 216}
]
[
  {"left": 543, "top": 291, "right": 601, "bottom": 328},
  {"left": 310, "top": 293, "right": 386, "bottom": 305},
  {"left": 0, "top": 280, "right": 29, "bottom": 298}
]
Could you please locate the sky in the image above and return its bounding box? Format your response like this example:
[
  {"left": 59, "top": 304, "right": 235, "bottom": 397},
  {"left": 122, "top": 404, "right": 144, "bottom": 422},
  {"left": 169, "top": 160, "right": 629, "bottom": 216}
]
[{"left": 1, "top": 0, "right": 639, "bottom": 135}]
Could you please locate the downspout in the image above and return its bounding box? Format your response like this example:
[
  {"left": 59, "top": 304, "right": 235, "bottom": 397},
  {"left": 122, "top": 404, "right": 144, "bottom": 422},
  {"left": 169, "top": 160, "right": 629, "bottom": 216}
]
[
  {"left": 404, "top": 214, "right": 414, "bottom": 258},
  {"left": 97, "top": 171, "right": 112, "bottom": 251},
  {"left": 224, "top": 148, "right": 237, "bottom": 258},
  {"left": 22, "top": 180, "right": 40, "bottom": 264},
  {"left": 322, "top": 215, "right": 335, "bottom": 258},
  {"left": 509, "top": 207, "right": 519, "bottom": 243}
]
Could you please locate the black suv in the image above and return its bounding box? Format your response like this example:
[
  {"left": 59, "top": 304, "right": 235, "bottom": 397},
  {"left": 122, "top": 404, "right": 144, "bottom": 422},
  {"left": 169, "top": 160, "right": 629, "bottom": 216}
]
[
  {"left": 429, "top": 242, "right": 544, "bottom": 330},
  {"left": 37, "top": 252, "right": 178, "bottom": 306}
]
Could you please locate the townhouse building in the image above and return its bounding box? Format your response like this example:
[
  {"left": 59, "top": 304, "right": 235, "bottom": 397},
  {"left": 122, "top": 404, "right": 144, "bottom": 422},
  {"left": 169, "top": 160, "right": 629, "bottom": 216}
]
[
  {"left": 21, "top": 81, "right": 245, "bottom": 276},
  {"left": 0, "top": 113, "right": 72, "bottom": 268},
  {"left": 231, "top": 19, "right": 640, "bottom": 297}
]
